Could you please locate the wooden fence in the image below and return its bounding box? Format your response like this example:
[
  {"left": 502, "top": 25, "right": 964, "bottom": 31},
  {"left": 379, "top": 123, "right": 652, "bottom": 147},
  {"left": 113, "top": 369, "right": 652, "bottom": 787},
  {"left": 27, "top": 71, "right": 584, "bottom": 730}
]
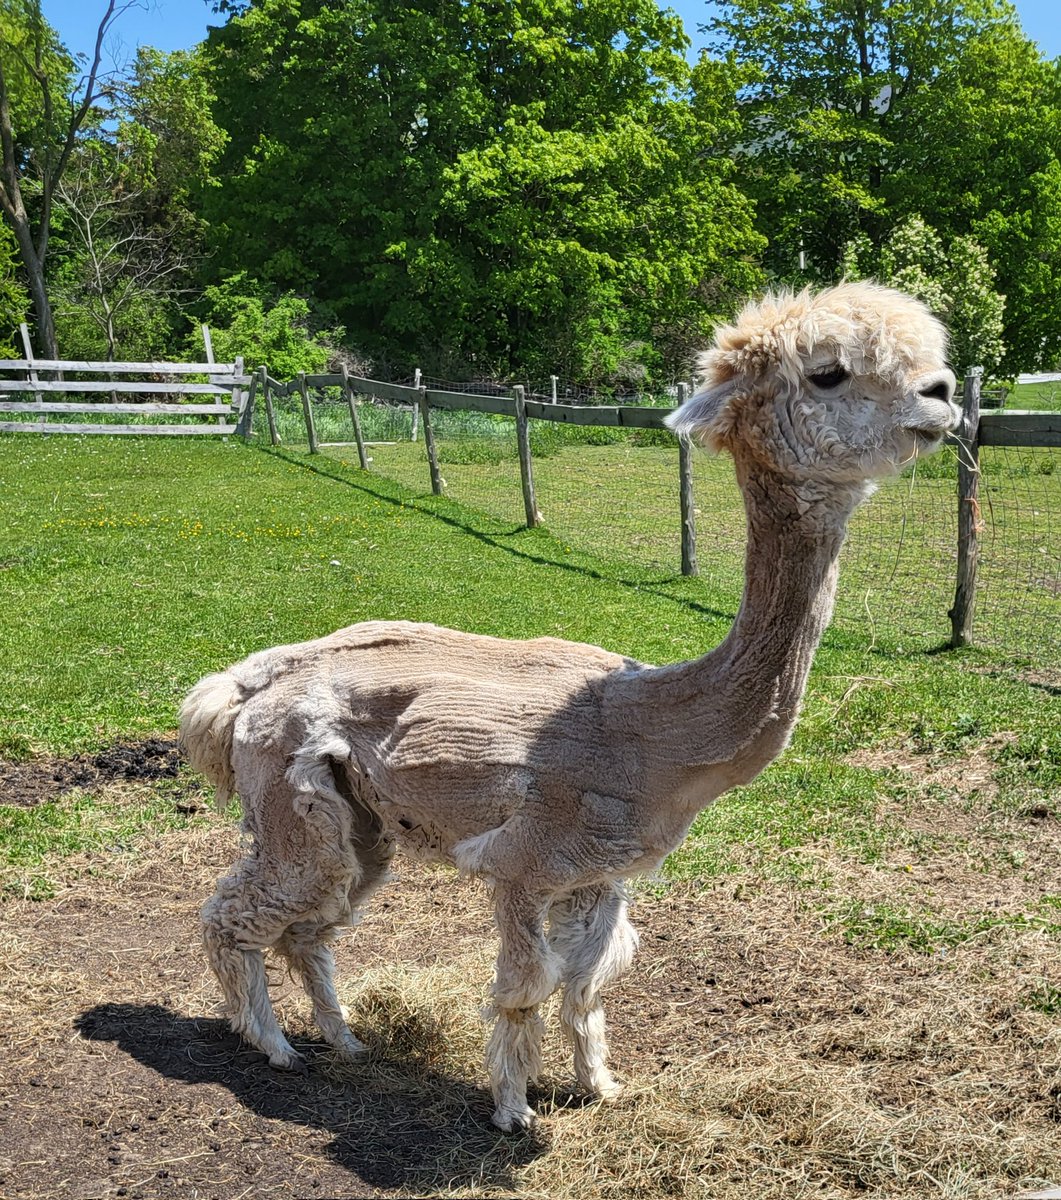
[
  {"left": 257, "top": 366, "right": 1060, "bottom": 652},
  {"left": 0, "top": 328, "right": 253, "bottom": 436}
]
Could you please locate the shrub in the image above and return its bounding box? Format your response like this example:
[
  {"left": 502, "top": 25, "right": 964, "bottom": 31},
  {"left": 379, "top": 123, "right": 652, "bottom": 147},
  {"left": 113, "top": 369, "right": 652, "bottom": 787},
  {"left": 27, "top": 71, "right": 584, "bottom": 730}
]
[{"left": 191, "top": 273, "right": 345, "bottom": 375}]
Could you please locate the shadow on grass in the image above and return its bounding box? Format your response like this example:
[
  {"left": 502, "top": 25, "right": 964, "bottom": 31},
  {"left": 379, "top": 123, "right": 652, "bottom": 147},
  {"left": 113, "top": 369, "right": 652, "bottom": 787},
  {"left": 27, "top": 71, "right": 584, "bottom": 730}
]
[
  {"left": 257, "top": 443, "right": 739, "bottom": 626},
  {"left": 75, "top": 1002, "right": 550, "bottom": 1192}
]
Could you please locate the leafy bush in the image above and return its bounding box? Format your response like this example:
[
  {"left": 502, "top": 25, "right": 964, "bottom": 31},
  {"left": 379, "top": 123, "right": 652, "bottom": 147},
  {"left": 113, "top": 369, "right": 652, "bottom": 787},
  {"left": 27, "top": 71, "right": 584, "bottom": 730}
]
[{"left": 191, "top": 274, "right": 345, "bottom": 375}]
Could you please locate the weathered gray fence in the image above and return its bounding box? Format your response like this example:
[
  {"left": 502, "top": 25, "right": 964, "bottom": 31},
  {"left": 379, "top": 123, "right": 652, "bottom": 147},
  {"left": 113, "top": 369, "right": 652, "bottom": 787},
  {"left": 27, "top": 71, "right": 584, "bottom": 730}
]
[{"left": 0, "top": 329, "right": 253, "bottom": 435}]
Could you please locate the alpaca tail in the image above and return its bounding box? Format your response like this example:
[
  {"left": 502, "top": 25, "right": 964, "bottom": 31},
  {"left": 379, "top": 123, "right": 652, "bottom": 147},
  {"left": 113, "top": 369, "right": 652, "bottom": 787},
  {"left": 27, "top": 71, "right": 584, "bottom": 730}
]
[{"left": 179, "top": 669, "right": 243, "bottom": 810}]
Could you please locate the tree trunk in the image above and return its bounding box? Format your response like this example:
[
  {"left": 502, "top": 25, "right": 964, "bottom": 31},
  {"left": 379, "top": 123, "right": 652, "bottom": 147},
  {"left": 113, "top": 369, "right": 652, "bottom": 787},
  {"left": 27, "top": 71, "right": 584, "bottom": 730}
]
[
  {"left": 8, "top": 206, "right": 58, "bottom": 358},
  {"left": 0, "top": 1, "right": 122, "bottom": 362}
]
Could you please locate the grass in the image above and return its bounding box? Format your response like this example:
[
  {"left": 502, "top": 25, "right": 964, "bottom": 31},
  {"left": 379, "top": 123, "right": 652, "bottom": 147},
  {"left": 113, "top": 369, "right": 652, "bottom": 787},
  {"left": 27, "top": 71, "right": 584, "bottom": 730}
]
[
  {"left": 828, "top": 897, "right": 1061, "bottom": 954},
  {"left": 0, "top": 431, "right": 1059, "bottom": 1199},
  {"left": 0, "top": 781, "right": 205, "bottom": 900},
  {"left": 1, "top": 429, "right": 1057, "bottom": 894},
  {"left": 1, "top": 431, "right": 1057, "bottom": 795},
  {"left": 290, "top": 405, "right": 1061, "bottom": 665},
  {"left": 1006, "top": 377, "right": 1061, "bottom": 411},
  {"left": 1, "top": 434, "right": 716, "bottom": 755}
]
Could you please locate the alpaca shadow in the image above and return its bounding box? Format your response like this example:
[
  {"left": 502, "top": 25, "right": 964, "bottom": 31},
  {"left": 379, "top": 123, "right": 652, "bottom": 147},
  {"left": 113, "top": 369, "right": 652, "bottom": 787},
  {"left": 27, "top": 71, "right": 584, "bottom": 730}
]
[
  {"left": 261, "top": 445, "right": 737, "bottom": 624},
  {"left": 75, "top": 1002, "right": 551, "bottom": 1192}
]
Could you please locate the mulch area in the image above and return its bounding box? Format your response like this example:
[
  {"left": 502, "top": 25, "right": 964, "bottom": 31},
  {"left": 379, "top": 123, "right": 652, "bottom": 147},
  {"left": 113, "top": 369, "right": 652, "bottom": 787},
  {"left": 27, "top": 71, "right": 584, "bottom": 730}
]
[{"left": 0, "top": 738, "right": 183, "bottom": 808}]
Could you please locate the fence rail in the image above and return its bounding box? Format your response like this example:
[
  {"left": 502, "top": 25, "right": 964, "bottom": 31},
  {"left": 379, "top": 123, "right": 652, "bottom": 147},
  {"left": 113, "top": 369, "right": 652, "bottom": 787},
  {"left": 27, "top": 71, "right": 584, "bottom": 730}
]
[{"left": 0, "top": 329, "right": 253, "bottom": 436}]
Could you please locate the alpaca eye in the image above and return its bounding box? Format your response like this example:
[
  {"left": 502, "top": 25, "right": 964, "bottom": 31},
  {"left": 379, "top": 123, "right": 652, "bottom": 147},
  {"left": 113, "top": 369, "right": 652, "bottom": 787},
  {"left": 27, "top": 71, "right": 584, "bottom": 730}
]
[{"left": 808, "top": 365, "right": 850, "bottom": 390}]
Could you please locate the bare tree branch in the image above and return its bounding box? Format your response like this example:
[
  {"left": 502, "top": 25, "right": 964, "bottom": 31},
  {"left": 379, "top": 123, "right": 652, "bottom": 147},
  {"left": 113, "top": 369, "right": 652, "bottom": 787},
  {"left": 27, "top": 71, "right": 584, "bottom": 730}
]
[{"left": 0, "top": 0, "right": 146, "bottom": 354}]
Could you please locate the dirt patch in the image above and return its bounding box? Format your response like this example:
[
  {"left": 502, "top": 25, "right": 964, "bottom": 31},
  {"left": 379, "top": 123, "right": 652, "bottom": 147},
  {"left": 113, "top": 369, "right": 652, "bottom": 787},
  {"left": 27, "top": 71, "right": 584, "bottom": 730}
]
[
  {"left": 1, "top": 771, "right": 1060, "bottom": 1198},
  {"left": 0, "top": 737, "right": 184, "bottom": 807},
  {"left": 846, "top": 734, "right": 1015, "bottom": 807},
  {"left": 970, "top": 664, "right": 1061, "bottom": 693}
]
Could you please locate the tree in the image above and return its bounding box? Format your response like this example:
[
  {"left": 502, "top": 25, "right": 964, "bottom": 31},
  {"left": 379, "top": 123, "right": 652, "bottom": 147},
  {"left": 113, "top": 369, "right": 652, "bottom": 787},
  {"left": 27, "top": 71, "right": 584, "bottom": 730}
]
[
  {"left": 116, "top": 47, "right": 228, "bottom": 241},
  {"left": 46, "top": 44, "right": 228, "bottom": 362},
  {"left": 51, "top": 144, "right": 192, "bottom": 360},
  {"left": 888, "top": 34, "right": 1061, "bottom": 369},
  {"left": 843, "top": 216, "right": 1006, "bottom": 373},
  {"left": 0, "top": 1, "right": 141, "bottom": 356},
  {"left": 200, "top": 0, "right": 763, "bottom": 382},
  {"left": 703, "top": 0, "right": 1061, "bottom": 369},
  {"left": 0, "top": 220, "right": 28, "bottom": 355},
  {"left": 703, "top": 0, "right": 1023, "bottom": 270}
]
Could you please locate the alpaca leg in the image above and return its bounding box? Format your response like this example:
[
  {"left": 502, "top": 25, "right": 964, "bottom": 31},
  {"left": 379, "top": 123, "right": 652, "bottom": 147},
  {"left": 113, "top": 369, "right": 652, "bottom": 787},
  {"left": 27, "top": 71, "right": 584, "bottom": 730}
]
[
  {"left": 275, "top": 924, "right": 367, "bottom": 1060},
  {"left": 486, "top": 885, "right": 563, "bottom": 1131},
  {"left": 201, "top": 763, "right": 363, "bottom": 1070},
  {"left": 274, "top": 758, "right": 397, "bottom": 1058},
  {"left": 549, "top": 883, "right": 638, "bottom": 1099},
  {"left": 202, "top": 889, "right": 305, "bottom": 1070}
]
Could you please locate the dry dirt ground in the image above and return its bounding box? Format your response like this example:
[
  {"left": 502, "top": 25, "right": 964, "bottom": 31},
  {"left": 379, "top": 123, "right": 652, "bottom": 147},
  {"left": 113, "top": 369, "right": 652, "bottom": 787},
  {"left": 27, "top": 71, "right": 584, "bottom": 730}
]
[{"left": 1, "top": 742, "right": 1060, "bottom": 1200}]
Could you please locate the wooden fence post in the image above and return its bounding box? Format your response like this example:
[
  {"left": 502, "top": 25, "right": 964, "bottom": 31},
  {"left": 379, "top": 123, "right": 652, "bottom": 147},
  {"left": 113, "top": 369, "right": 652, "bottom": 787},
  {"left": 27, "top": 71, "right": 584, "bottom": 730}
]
[
  {"left": 298, "top": 372, "right": 319, "bottom": 453},
  {"left": 235, "top": 358, "right": 257, "bottom": 439},
  {"left": 18, "top": 323, "right": 43, "bottom": 414},
  {"left": 949, "top": 366, "right": 983, "bottom": 648},
  {"left": 513, "top": 384, "right": 542, "bottom": 528},
  {"left": 411, "top": 367, "right": 422, "bottom": 442},
  {"left": 261, "top": 366, "right": 280, "bottom": 445},
  {"left": 342, "top": 364, "right": 370, "bottom": 468},
  {"left": 418, "top": 386, "right": 444, "bottom": 495},
  {"left": 677, "top": 381, "right": 698, "bottom": 576}
]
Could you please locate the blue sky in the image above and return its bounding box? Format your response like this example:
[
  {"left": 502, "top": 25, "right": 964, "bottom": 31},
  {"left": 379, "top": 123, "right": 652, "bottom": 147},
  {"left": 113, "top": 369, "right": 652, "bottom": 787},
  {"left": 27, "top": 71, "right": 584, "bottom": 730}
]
[{"left": 41, "top": 0, "right": 1061, "bottom": 67}]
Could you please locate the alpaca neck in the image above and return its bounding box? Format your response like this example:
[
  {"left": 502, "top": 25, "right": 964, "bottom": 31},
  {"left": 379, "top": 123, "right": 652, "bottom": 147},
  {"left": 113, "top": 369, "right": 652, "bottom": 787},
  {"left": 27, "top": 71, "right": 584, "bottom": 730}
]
[{"left": 630, "top": 460, "right": 868, "bottom": 807}]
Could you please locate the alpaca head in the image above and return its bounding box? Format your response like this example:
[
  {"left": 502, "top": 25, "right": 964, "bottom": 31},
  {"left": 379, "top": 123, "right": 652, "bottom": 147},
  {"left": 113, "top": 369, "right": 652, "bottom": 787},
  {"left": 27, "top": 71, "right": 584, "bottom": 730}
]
[{"left": 667, "top": 282, "right": 959, "bottom": 487}]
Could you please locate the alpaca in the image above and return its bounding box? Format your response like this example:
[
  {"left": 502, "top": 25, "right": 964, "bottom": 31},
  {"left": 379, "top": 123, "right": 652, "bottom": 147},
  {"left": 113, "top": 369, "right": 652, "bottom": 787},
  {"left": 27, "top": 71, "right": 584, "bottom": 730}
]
[{"left": 180, "top": 282, "right": 958, "bottom": 1132}]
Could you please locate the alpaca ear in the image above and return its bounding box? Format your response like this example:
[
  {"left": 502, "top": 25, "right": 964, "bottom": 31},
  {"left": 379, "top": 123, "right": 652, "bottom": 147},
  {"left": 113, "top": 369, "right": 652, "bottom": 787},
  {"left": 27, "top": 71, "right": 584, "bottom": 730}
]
[{"left": 665, "top": 378, "right": 740, "bottom": 451}]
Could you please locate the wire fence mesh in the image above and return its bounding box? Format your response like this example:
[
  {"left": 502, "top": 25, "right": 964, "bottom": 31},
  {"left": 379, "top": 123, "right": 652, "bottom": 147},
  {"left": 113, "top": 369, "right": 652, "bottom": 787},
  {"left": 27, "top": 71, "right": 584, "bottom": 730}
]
[{"left": 263, "top": 386, "right": 1060, "bottom": 675}]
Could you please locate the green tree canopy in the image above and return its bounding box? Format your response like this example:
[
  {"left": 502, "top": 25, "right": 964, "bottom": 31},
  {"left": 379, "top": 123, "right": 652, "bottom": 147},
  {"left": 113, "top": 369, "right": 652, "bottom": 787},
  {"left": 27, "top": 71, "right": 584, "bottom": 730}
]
[
  {"left": 705, "top": 0, "right": 1061, "bottom": 369},
  {"left": 48, "top": 45, "right": 228, "bottom": 361},
  {"left": 844, "top": 215, "right": 1006, "bottom": 373},
  {"left": 200, "top": 0, "right": 763, "bottom": 383},
  {"left": 0, "top": 1, "right": 133, "bottom": 356}
]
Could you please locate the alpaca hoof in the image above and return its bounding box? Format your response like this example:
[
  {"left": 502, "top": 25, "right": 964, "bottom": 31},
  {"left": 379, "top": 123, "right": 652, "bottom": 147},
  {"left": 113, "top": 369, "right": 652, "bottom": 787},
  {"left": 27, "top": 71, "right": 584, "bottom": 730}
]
[
  {"left": 269, "top": 1048, "right": 307, "bottom": 1074},
  {"left": 331, "top": 1032, "right": 370, "bottom": 1062},
  {"left": 595, "top": 1078, "right": 623, "bottom": 1103},
  {"left": 492, "top": 1103, "right": 537, "bottom": 1133}
]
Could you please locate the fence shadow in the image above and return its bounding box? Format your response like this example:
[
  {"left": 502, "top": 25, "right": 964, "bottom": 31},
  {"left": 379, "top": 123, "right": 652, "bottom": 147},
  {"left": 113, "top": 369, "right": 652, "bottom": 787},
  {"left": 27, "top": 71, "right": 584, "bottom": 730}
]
[
  {"left": 75, "top": 1002, "right": 550, "bottom": 1192},
  {"left": 259, "top": 444, "right": 739, "bottom": 626}
]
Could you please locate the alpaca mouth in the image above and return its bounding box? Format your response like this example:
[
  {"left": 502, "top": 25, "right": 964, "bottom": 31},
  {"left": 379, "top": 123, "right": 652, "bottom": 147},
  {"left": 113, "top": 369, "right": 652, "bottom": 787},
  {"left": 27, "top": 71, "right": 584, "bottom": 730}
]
[{"left": 911, "top": 408, "right": 961, "bottom": 442}]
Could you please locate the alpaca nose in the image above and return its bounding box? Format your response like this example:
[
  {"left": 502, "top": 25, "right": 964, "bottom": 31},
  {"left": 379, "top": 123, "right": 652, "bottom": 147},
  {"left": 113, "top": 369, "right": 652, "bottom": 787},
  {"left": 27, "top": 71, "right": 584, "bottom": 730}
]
[{"left": 918, "top": 369, "right": 957, "bottom": 406}]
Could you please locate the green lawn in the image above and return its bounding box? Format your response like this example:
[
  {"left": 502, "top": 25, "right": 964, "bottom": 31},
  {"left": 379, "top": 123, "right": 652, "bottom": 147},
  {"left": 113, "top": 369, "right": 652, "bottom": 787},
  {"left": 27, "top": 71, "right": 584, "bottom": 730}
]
[
  {"left": 1, "top": 432, "right": 1057, "bottom": 897},
  {"left": 303, "top": 415, "right": 1059, "bottom": 665},
  {"left": 1007, "top": 377, "right": 1061, "bottom": 411}
]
